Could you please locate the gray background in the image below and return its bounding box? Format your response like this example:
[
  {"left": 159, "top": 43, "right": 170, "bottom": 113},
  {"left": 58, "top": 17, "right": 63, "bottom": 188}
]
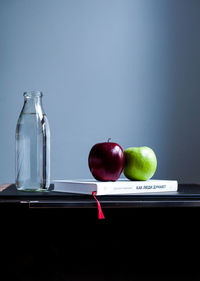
[{"left": 0, "top": 0, "right": 200, "bottom": 184}]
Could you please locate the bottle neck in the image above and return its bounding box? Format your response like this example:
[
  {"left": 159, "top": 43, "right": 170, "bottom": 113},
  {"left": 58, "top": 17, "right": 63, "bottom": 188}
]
[{"left": 22, "top": 91, "right": 45, "bottom": 115}]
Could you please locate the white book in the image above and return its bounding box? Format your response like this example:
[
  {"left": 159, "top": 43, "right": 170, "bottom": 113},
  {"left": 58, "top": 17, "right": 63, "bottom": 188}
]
[{"left": 53, "top": 179, "right": 178, "bottom": 196}]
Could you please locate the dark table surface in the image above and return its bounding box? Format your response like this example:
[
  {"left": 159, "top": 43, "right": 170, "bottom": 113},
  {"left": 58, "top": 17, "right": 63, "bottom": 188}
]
[
  {"left": 1, "top": 182, "right": 200, "bottom": 208},
  {"left": 1, "top": 183, "right": 200, "bottom": 281}
]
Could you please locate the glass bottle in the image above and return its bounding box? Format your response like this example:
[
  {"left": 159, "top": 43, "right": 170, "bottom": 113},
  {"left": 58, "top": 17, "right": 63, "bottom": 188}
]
[{"left": 15, "top": 91, "right": 50, "bottom": 191}]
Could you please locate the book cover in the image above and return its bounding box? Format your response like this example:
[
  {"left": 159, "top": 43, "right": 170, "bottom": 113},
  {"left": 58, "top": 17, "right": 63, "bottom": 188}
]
[{"left": 53, "top": 179, "right": 178, "bottom": 196}]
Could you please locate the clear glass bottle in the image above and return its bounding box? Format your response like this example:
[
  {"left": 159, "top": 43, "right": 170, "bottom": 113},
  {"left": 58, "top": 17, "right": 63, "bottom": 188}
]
[{"left": 15, "top": 91, "right": 50, "bottom": 191}]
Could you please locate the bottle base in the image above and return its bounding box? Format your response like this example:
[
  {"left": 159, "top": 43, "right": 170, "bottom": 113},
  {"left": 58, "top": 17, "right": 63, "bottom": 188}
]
[
  {"left": 17, "top": 187, "right": 49, "bottom": 192},
  {"left": 16, "top": 183, "right": 50, "bottom": 192}
]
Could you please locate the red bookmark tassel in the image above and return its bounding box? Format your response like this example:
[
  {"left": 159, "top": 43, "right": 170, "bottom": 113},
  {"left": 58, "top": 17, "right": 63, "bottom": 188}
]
[{"left": 92, "top": 191, "right": 105, "bottom": 219}]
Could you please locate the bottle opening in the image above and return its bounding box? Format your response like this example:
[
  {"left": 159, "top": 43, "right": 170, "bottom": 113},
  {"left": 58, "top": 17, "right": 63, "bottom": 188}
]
[{"left": 24, "top": 91, "right": 43, "bottom": 98}]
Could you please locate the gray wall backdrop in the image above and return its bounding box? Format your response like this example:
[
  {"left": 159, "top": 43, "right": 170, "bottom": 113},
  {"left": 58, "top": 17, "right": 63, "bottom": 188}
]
[{"left": 0, "top": 0, "right": 200, "bottom": 184}]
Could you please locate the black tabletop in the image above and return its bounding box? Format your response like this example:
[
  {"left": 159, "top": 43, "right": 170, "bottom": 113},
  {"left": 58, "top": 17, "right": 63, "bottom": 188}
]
[{"left": 1, "top": 183, "right": 200, "bottom": 208}]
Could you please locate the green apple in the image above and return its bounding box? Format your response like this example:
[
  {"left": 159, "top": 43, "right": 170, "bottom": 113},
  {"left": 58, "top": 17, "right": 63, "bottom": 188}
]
[{"left": 123, "top": 146, "right": 157, "bottom": 181}]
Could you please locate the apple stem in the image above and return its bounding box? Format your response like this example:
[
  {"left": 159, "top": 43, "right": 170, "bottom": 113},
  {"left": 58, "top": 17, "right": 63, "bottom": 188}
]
[{"left": 108, "top": 138, "right": 111, "bottom": 142}]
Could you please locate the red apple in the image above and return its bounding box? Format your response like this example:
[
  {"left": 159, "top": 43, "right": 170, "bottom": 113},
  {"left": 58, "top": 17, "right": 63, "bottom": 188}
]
[{"left": 88, "top": 139, "right": 125, "bottom": 181}]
